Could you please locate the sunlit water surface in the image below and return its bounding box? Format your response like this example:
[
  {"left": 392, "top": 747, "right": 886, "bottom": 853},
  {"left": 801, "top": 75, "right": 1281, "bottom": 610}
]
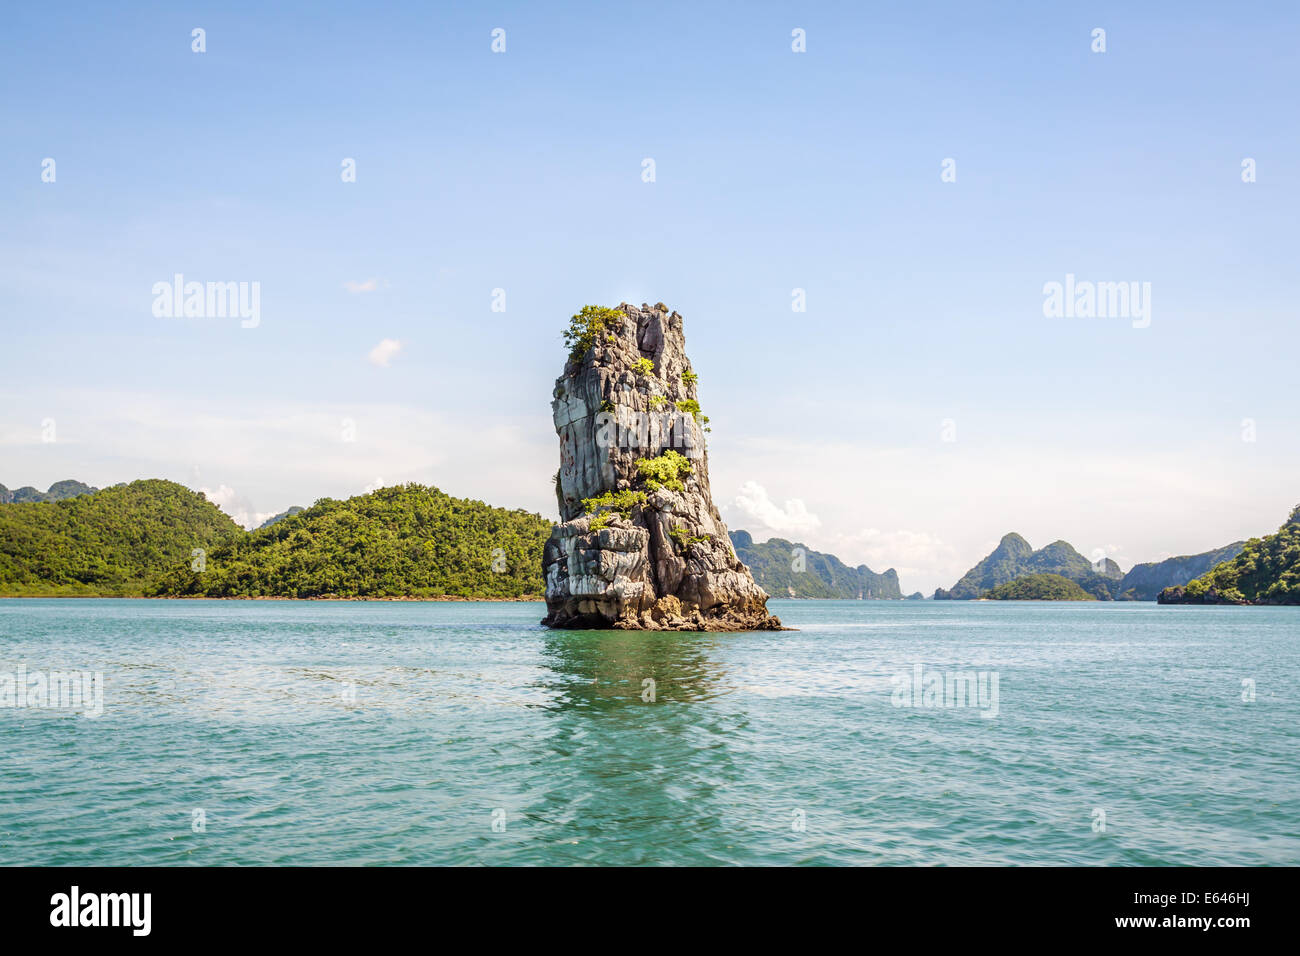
[{"left": 1, "top": 599, "right": 1296, "bottom": 865}]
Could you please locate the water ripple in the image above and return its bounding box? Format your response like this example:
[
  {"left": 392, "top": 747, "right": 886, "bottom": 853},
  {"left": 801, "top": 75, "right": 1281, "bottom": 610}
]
[{"left": 0, "top": 598, "right": 1296, "bottom": 865}]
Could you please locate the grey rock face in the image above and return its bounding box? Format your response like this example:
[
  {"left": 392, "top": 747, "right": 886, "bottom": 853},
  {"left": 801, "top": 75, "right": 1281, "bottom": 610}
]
[
  {"left": 541, "top": 303, "right": 782, "bottom": 631},
  {"left": 1117, "top": 542, "right": 1246, "bottom": 600}
]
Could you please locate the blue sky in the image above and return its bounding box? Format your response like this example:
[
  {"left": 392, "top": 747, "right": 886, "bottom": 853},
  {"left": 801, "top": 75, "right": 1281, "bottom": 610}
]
[{"left": 2, "top": 1, "right": 1298, "bottom": 593}]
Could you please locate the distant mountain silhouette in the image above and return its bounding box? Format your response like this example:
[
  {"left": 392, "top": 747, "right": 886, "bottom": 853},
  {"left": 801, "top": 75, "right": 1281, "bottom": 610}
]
[
  {"left": 1117, "top": 543, "right": 1246, "bottom": 600},
  {"left": 729, "top": 530, "right": 902, "bottom": 599},
  {"left": 934, "top": 533, "right": 1121, "bottom": 600},
  {"left": 0, "top": 479, "right": 97, "bottom": 504}
]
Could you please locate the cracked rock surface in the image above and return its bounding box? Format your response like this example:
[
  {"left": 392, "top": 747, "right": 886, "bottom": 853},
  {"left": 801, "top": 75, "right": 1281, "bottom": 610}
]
[{"left": 541, "top": 303, "right": 783, "bottom": 631}]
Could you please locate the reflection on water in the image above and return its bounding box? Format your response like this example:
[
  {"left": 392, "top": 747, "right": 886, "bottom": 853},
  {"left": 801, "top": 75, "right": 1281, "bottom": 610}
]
[
  {"left": 540, "top": 628, "right": 733, "bottom": 710},
  {"left": 524, "top": 629, "right": 751, "bottom": 864}
]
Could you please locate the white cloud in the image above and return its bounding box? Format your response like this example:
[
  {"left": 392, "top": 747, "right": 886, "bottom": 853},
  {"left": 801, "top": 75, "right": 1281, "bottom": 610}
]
[
  {"left": 1087, "top": 543, "right": 1128, "bottom": 569},
  {"left": 728, "top": 481, "right": 821, "bottom": 535},
  {"left": 368, "top": 338, "right": 403, "bottom": 367},
  {"left": 199, "top": 483, "right": 277, "bottom": 530},
  {"left": 343, "top": 279, "right": 379, "bottom": 293},
  {"left": 823, "top": 527, "right": 964, "bottom": 588}
]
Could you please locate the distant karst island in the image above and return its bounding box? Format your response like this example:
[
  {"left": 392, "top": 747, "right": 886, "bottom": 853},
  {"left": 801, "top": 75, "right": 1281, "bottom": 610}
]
[
  {"left": 728, "top": 530, "right": 901, "bottom": 599},
  {"left": 0, "top": 479, "right": 97, "bottom": 504},
  {"left": 984, "top": 573, "right": 1096, "bottom": 601},
  {"left": 933, "top": 533, "right": 1249, "bottom": 602}
]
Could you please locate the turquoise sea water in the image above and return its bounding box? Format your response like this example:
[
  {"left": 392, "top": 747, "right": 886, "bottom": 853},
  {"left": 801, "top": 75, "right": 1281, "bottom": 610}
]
[{"left": 0, "top": 599, "right": 1296, "bottom": 866}]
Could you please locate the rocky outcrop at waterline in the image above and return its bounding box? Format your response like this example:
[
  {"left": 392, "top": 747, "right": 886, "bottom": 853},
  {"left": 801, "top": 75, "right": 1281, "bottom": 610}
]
[
  {"left": 1156, "top": 585, "right": 1246, "bottom": 605},
  {"left": 1157, "top": 505, "right": 1300, "bottom": 606},
  {"left": 541, "top": 303, "right": 783, "bottom": 631}
]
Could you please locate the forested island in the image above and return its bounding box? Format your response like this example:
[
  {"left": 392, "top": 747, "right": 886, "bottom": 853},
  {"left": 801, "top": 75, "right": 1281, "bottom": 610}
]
[
  {"left": 934, "top": 534, "right": 1120, "bottom": 600},
  {"left": 0, "top": 480, "right": 551, "bottom": 599},
  {"left": 934, "top": 533, "right": 1247, "bottom": 601},
  {"left": 984, "top": 573, "right": 1096, "bottom": 601},
  {"left": 3, "top": 475, "right": 1295, "bottom": 607},
  {"left": 1159, "top": 506, "right": 1300, "bottom": 605},
  {"left": 0, "top": 480, "right": 238, "bottom": 595}
]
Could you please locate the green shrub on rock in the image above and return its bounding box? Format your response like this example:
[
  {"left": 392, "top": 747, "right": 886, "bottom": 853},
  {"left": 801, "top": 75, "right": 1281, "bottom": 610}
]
[
  {"left": 581, "top": 489, "right": 647, "bottom": 518},
  {"left": 636, "top": 450, "right": 692, "bottom": 493},
  {"left": 564, "top": 305, "right": 625, "bottom": 364}
]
